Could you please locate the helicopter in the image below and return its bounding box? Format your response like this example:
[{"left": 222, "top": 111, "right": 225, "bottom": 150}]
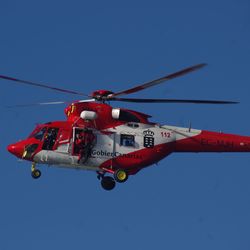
[{"left": 3, "top": 63, "right": 250, "bottom": 191}]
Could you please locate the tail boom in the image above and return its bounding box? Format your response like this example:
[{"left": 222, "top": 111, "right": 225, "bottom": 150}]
[{"left": 174, "top": 129, "right": 250, "bottom": 153}]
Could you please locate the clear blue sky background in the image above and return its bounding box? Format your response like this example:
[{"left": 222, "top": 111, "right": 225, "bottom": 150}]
[{"left": 0, "top": 0, "right": 250, "bottom": 249}]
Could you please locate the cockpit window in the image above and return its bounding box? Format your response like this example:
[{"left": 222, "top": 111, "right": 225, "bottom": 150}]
[{"left": 29, "top": 127, "right": 47, "bottom": 140}]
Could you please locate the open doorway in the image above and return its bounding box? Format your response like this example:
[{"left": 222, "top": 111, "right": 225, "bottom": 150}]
[{"left": 72, "top": 127, "right": 96, "bottom": 164}]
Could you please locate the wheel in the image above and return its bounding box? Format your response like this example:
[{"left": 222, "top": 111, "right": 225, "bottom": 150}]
[
  {"left": 31, "top": 169, "right": 41, "bottom": 179},
  {"left": 114, "top": 169, "right": 128, "bottom": 183},
  {"left": 101, "top": 176, "right": 116, "bottom": 191}
]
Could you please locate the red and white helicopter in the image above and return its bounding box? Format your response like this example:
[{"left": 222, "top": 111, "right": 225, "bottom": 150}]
[{"left": 3, "top": 64, "right": 250, "bottom": 190}]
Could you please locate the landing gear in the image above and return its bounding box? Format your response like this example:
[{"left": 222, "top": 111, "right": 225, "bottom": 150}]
[
  {"left": 31, "top": 162, "right": 41, "bottom": 179},
  {"left": 98, "top": 168, "right": 129, "bottom": 190},
  {"left": 31, "top": 169, "right": 41, "bottom": 179},
  {"left": 114, "top": 169, "right": 128, "bottom": 183},
  {"left": 101, "top": 176, "right": 116, "bottom": 191}
]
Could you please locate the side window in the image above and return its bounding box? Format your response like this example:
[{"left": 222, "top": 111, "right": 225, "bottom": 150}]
[
  {"left": 120, "top": 134, "right": 135, "bottom": 147},
  {"left": 119, "top": 110, "right": 140, "bottom": 123}
]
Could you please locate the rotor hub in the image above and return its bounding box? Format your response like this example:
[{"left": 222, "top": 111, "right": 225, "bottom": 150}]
[{"left": 91, "top": 90, "right": 114, "bottom": 101}]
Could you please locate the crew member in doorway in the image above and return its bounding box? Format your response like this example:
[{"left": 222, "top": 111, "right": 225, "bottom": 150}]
[
  {"left": 43, "top": 128, "right": 58, "bottom": 150},
  {"left": 75, "top": 129, "right": 96, "bottom": 164}
]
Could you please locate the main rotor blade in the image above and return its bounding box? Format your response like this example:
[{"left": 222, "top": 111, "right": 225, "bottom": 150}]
[
  {"left": 109, "top": 63, "right": 207, "bottom": 98},
  {"left": 111, "top": 97, "right": 239, "bottom": 104},
  {"left": 5, "top": 98, "right": 96, "bottom": 108},
  {"left": 0, "top": 74, "right": 88, "bottom": 96},
  {"left": 76, "top": 99, "right": 96, "bottom": 103},
  {"left": 5, "top": 101, "right": 68, "bottom": 108}
]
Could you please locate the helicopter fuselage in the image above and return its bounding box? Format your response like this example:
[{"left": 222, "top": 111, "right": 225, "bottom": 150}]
[{"left": 7, "top": 102, "right": 250, "bottom": 176}]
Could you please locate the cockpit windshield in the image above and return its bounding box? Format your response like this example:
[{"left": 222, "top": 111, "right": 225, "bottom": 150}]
[{"left": 29, "top": 126, "right": 47, "bottom": 141}]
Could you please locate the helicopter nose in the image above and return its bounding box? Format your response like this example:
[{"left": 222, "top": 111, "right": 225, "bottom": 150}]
[{"left": 7, "top": 142, "right": 25, "bottom": 158}]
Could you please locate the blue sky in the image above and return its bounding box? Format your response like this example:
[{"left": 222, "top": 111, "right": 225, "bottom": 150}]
[{"left": 0, "top": 0, "right": 250, "bottom": 249}]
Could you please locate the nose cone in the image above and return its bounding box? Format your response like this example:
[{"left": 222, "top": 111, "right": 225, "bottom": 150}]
[
  {"left": 7, "top": 144, "right": 16, "bottom": 154},
  {"left": 7, "top": 142, "right": 25, "bottom": 158}
]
